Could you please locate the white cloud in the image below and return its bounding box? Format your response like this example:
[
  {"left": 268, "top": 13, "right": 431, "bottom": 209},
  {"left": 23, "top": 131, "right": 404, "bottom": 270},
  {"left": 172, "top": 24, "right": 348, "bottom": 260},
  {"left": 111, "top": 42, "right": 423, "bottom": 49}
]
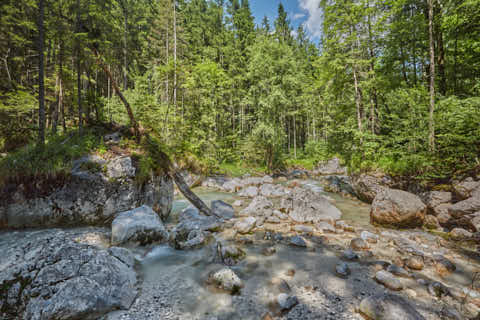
[
  {"left": 298, "top": 0, "right": 323, "bottom": 39},
  {"left": 292, "top": 13, "right": 306, "bottom": 20}
]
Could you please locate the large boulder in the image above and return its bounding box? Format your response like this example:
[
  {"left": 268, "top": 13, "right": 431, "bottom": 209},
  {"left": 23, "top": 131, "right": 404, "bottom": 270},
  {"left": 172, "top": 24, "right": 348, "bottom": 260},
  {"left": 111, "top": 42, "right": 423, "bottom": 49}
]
[
  {"left": 111, "top": 205, "right": 169, "bottom": 246},
  {"left": 0, "top": 229, "right": 138, "bottom": 320},
  {"left": 169, "top": 207, "right": 220, "bottom": 249},
  {"left": 420, "top": 191, "right": 452, "bottom": 215},
  {"left": 240, "top": 196, "right": 273, "bottom": 216},
  {"left": 315, "top": 157, "right": 346, "bottom": 175},
  {"left": 351, "top": 173, "right": 394, "bottom": 203},
  {"left": 211, "top": 200, "right": 235, "bottom": 220},
  {"left": 259, "top": 184, "right": 286, "bottom": 198},
  {"left": 324, "top": 175, "right": 356, "bottom": 197},
  {"left": 371, "top": 188, "right": 426, "bottom": 227},
  {"left": 359, "top": 293, "right": 425, "bottom": 320},
  {"left": 238, "top": 186, "right": 259, "bottom": 198},
  {"left": 282, "top": 187, "right": 342, "bottom": 223},
  {"left": 207, "top": 268, "right": 243, "bottom": 294},
  {"left": 453, "top": 177, "right": 480, "bottom": 200},
  {"left": 1, "top": 154, "right": 173, "bottom": 229},
  {"left": 449, "top": 196, "right": 480, "bottom": 218}
]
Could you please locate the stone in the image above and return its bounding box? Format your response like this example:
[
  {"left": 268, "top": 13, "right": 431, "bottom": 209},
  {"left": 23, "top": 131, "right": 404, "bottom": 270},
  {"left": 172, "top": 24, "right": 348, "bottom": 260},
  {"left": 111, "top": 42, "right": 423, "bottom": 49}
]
[
  {"left": 424, "top": 215, "right": 441, "bottom": 229},
  {"left": 428, "top": 281, "right": 450, "bottom": 298},
  {"left": 219, "top": 244, "right": 245, "bottom": 265},
  {"left": 420, "top": 191, "right": 452, "bottom": 213},
  {"left": 449, "top": 227, "right": 473, "bottom": 240},
  {"left": 336, "top": 220, "right": 355, "bottom": 232},
  {"left": 290, "top": 235, "right": 307, "bottom": 247},
  {"left": 211, "top": 200, "right": 235, "bottom": 220},
  {"left": 0, "top": 230, "right": 138, "bottom": 320},
  {"left": 276, "top": 293, "right": 299, "bottom": 311},
  {"left": 439, "top": 306, "right": 463, "bottom": 320},
  {"left": 285, "top": 187, "right": 342, "bottom": 223},
  {"left": 360, "top": 230, "right": 379, "bottom": 243},
  {"left": 316, "top": 221, "right": 336, "bottom": 233},
  {"left": 324, "top": 175, "right": 356, "bottom": 197},
  {"left": 273, "top": 210, "right": 289, "bottom": 220},
  {"left": 207, "top": 268, "right": 243, "bottom": 294},
  {"left": 433, "top": 203, "right": 452, "bottom": 216},
  {"left": 259, "top": 184, "right": 285, "bottom": 198},
  {"left": 449, "top": 197, "right": 480, "bottom": 218},
  {"left": 406, "top": 256, "right": 424, "bottom": 270},
  {"left": 170, "top": 207, "right": 220, "bottom": 249},
  {"left": 104, "top": 132, "right": 122, "bottom": 144},
  {"left": 342, "top": 249, "right": 359, "bottom": 261},
  {"left": 234, "top": 217, "right": 257, "bottom": 234},
  {"left": 437, "top": 212, "right": 452, "bottom": 225},
  {"left": 336, "top": 262, "right": 351, "bottom": 277},
  {"left": 453, "top": 178, "right": 480, "bottom": 200},
  {"left": 262, "top": 246, "right": 276, "bottom": 256},
  {"left": 374, "top": 270, "right": 404, "bottom": 291},
  {"left": 111, "top": 205, "right": 169, "bottom": 246},
  {"left": 351, "top": 173, "right": 394, "bottom": 203},
  {"left": 2, "top": 155, "right": 174, "bottom": 229},
  {"left": 240, "top": 196, "right": 273, "bottom": 216},
  {"left": 262, "top": 175, "right": 274, "bottom": 184},
  {"left": 359, "top": 293, "right": 425, "bottom": 320},
  {"left": 233, "top": 200, "right": 243, "bottom": 207},
  {"left": 315, "top": 158, "right": 346, "bottom": 175},
  {"left": 434, "top": 255, "right": 456, "bottom": 276},
  {"left": 350, "top": 238, "right": 370, "bottom": 250},
  {"left": 238, "top": 186, "right": 259, "bottom": 198},
  {"left": 293, "top": 225, "right": 315, "bottom": 233},
  {"left": 271, "top": 278, "right": 291, "bottom": 293},
  {"left": 471, "top": 212, "right": 480, "bottom": 232},
  {"left": 387, "top": 264, "right": 411, "bottom": 278},
  {"left": 371, "top": 188, "right": 427, "bottom": 227},
  {"left": 222, "top": 179, "right": 242, "bottom": 193},
  {"left": 242, "top": 177, "right": 263, "bottom": 187}
]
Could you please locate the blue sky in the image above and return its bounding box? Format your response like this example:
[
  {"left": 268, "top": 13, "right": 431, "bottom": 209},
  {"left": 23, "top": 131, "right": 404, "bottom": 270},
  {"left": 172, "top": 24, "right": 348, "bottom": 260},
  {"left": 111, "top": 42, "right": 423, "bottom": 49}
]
[{"left": 249, "top": 0, "right": 323, "bottom": 40}]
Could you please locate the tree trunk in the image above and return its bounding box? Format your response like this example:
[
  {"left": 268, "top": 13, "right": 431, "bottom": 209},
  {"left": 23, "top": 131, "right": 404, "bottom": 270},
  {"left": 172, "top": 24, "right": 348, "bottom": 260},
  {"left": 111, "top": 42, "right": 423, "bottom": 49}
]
[
  {"left": 173, "top": 0, "right": 177, "bottom": 115},
  {"left": 123, "top": 4, "right": 128, "bottom": 91},
  {"left": 353, "top": 66, "right": 363, "bottom": 136},
  {"left": 427, "top": 0, "right": 436, "bottom": 151},
  {"left": 37, "top": 0, "right": 46, "bottom": 147},
  {"left": 76, "top": 0, "right": 83, "bottom": 132}
]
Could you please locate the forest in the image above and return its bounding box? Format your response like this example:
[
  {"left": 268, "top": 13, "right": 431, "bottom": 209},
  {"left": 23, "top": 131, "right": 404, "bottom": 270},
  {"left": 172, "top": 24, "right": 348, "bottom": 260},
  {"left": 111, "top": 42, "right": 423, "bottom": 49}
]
[{"left": 0, "top": 0, "right": 479, "bottom": 180}]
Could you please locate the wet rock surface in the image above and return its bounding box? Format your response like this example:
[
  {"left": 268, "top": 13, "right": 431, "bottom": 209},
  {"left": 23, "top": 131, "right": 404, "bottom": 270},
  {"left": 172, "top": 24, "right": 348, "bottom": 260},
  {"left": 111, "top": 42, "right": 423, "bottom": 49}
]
[{"left": 0, "top": 229, "right": 138, "bottom": 320}]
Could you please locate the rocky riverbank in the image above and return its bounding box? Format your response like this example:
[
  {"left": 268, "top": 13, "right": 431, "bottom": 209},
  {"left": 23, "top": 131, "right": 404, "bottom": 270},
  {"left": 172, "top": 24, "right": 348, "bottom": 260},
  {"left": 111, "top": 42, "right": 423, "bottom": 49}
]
[{"left": 2, "top": 153, "right": 480, "bottom": 319}]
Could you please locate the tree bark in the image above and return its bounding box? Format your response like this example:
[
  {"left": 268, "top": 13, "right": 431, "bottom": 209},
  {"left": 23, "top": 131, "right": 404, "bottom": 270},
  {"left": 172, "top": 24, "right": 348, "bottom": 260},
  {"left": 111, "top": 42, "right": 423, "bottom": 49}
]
[
  {"left": 173, "top": 0, "right": 177, "bottom": 115},
  {"left": 123, "top": 3, "right": 128, "bottom": 91},
  {"left": 76, "top": 0, "right": 83, "bottom": 132},
  {"left": 427, "top": 0, "right": 436, "bottom": 151},
  {"left": 37, "top": 0, "right": 46, "bottom": 147}
]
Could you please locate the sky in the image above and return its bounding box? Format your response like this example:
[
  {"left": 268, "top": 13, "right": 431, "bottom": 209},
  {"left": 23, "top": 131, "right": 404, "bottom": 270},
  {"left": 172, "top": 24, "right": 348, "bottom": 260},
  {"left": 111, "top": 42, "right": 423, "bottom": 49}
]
[{"left": 249, "top": 0, "right": 322, "bottom": 40}]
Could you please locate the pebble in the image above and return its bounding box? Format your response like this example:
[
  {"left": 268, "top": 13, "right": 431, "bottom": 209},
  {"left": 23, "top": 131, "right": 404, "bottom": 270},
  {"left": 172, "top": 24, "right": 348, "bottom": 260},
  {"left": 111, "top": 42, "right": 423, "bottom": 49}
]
[
  {"left": 374, "top": 270, "right": 404, "bottom": 291},
  {"left": 276, "top": 293, "right": 299, "bottom": 311},
  {"left": 290, "top": 235, "right": 307, "bottom": 247},
  {"left": 406, "top": 256, "right": 424, "bottom": 270},
  {"left": 335, "top": 262, "right": 351, "bottom": 277},
  {"left": 350, "top": 238, "right": 370, "bottom": 250}
]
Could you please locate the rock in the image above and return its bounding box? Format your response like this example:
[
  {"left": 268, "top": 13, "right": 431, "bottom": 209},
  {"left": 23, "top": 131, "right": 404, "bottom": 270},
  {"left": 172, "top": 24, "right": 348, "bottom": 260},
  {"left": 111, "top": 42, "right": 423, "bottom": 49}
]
[
  {"left": 420, "top": 191, "right": 452, "bottom": 214},
  {"left": 315, "top": 157, "right": 346, "bottom": 175},
  {"left": 276, "top": 293, "right": 299, "bottom": 311},
  {"left": 222, "top": 179, "right": 242, "bottom": 193},
  {"left": 170, "top": 207, "right": 220, "bottom": 249},
  {"left": 471, "top": 212, "right": 480, "bottom": 232},
  {"left": 433, "top": 203, "right": 452, "bottom": 216},
  {"left": 424, "top": 215, "right": 441, "bottom": 229},
  {"left": 351, "top": 173, "right": 394, "bottom": 203},
  {"left": 207, "top": 268, "right": 243, "bottom": 294},
  {"left": 259, "top": 184, "right": 285, "bottom": 198},
  {"left": 293, "top": 225, "right": 315, "bottom": 233},
  {"left": 324, "top": 175, "right": 356, "bottom": 197},
  {"left": 439, "top": 306, "right": 463, "bottom": 320},
  {"left": 361, "top": 230, "right": 379, "bottom": 243},
  {"left": 387, "top": 264, "right": 411, "bottom": 278},
  {"left": 262, "top": 176, "right": 274, "bottom": 184},
  {"left": 111, "top": 205, "right": 169, "bottom": 246},
  {"left": 336, "top": 220, "right": 355, "bottom": 232},
  {"left": 233, "top": 200, "right": 243, "bottom": 207},
  {"left": 406, "top": 256, "right": 424, "bottom": 270},
  {"left": 284, "top": 187, "right": 342, "bottom": 223},
  {"left": 211, "top": 200, "right": 235, "bottom": 220},
  {"left": 374, "top": 270, "right": 404, "bottom": 291},
  {"left": 219, "top": 244, "right": 245, "bottom": 265},
  {"left": 359, "top": 293, "right": 425, "bottom": 320},
  {"left": 104, "top": 131, "right": 122, "bottom": 144},
  {"left": 271, "top": 278, "right": 291, "bottom": 293},
  {"left": 342, "top": 249, "right": 359, "bottom": 261},
  {"left": 238, "top": 186, "right": 259, "bottom": 198},
  {"left": 242, "top": 177, "right": 263, "bottom": 187},
  {"left": 371, "top": 188, "right": 427, "bottom": 227},
  {"left": 350, "top": 238, "right": 370, "bottom": 250},
  {"left": 316, "top": 221, "right": 336, "bottom": 233},
  {"left": 437, "top": 212, "right": 452, "bottom": 225},
  {"left": 262, "top": 246, "right": 276, "bottom": 256},
  {"left": 449, "top": 227, "right": 472, "bottom": 240},
  {"left": 336, "top": 262, "right": 351, "bottom": 277},
  {"left": 266, "top": 216, "right": 281, "bottom": 224},
  {"left": 453, "top": 178, "right": 480, "bottom": 200},
  {"left": 234, "top": 217, "right": 257, "bottom": 234},
  {"left": 428, "top": 281, "right": 450, "bottom": 298},
  {"left": 2, "top": 155, "right": 173, "bottom": 229},
  {"left": 289, "top": 169, "right": 308, "bottom": 179},
  {"left": 449, "top": 196, "right": 480, "bottom": 218},
  {"left": 0, "top": 230, "right": 138, "bottom": 320},
  {"left": 240, "top": 196, "right": 273, "bottom": 216},
  {"left": 434, "top": 255, "right": 456, "bottom": 276},
  {"left": 290, "top": 235, "right": 307, "bottom": 247},
  {"left": 273, "top": 210, "right": 289, "bottom": 220}
]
